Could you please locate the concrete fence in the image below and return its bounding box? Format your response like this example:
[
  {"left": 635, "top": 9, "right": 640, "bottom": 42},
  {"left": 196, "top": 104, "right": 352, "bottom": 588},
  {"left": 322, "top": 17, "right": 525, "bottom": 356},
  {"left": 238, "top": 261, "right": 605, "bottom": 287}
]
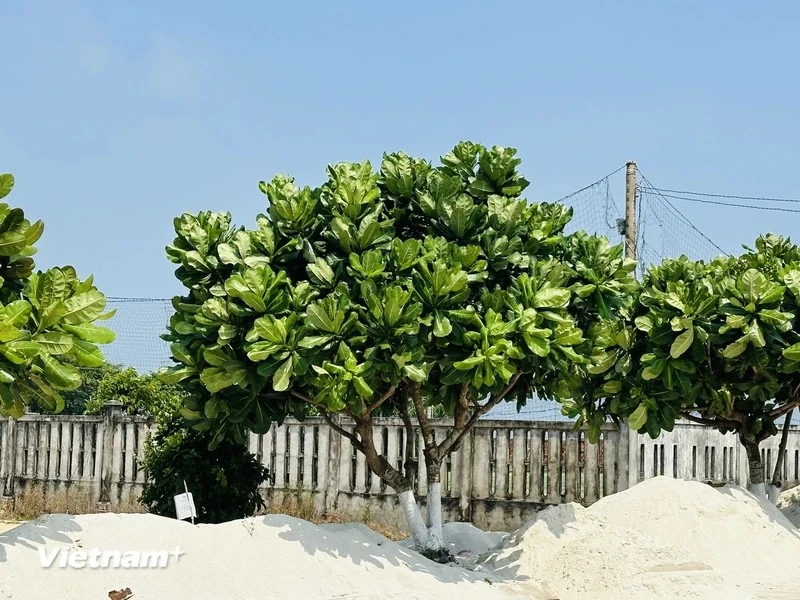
[{"left": 2, "top": 405, "right": 800, "bottom": 530}]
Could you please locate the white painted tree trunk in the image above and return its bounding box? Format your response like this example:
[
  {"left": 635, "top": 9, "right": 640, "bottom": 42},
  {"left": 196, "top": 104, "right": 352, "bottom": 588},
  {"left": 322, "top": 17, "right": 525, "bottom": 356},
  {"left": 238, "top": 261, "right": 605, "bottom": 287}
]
[
  {"left": 767, "top": 484, "right": 781, "bottom": 504},
  {"left": 426, "top": 482, "right": 445, "bottom": 549},
  {"left": 748, "top": 482, "right": 766, "bottom": 499},
  {"left": 399, "top": 490, "right": 430, "bottom": 548},
  {"left": 397, "top": 487, "right": 446, "bottom": 553}
]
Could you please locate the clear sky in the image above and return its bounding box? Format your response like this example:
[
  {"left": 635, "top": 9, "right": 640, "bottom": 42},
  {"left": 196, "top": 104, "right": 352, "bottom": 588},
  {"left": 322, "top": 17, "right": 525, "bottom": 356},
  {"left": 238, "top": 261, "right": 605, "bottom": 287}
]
[{"left": 2, "top": 0, "right": 799, "bottom": 299}]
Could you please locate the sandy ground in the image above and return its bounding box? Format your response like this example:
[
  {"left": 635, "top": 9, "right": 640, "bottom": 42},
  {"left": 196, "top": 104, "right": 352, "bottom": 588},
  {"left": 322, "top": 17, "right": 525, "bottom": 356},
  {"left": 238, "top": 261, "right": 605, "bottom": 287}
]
[
  {"left": 0, "top": 522, "right": 18, "bottom": 535},
  {"left": 1, "top": 478, "right": 799, "bottom": 599}
]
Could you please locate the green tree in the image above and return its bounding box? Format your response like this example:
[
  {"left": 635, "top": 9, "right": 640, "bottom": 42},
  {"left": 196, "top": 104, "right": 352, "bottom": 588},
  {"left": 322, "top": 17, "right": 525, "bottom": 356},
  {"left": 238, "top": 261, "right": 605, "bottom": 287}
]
[
  {"left": 0, "top": 173, "right": 115, "bottom": 417},
  {"left": 83, "top": 365, "right": 184, "bottom": 416},
  {"left": 161, "top": 143, "right": 637, "bottom": 555},
  {"left": 628, "top": 234, "right": 800, "bottom": 498}
]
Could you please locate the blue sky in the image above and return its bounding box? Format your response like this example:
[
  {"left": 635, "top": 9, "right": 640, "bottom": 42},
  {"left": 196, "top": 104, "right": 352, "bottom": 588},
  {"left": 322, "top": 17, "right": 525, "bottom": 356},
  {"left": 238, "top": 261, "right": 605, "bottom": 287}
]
[{"left": 1, "top": 0, "right": 799, "bottom": 299}]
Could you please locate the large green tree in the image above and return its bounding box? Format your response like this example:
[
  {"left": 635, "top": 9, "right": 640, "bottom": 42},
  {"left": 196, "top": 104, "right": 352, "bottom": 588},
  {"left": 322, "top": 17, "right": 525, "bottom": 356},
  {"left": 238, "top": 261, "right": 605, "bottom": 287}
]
[
  {"left": 0, "top": 173, "right": 115, "bottom": 417},
  {"left": 628, "top": 234, "right": 800, "bottom": 498},
  {"left": 162, "top": 143, "right": 637, "bottom": 554}
]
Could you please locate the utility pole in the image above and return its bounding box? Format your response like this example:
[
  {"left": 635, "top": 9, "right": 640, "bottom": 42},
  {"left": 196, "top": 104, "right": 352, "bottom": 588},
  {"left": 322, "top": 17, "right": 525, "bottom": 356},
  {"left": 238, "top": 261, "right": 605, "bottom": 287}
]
[
  {"left": 624, "top": 161, "right": 637, "bottom": 261},
  {"left": 616, "top": 160, "right": 638, "bottom": 494}
]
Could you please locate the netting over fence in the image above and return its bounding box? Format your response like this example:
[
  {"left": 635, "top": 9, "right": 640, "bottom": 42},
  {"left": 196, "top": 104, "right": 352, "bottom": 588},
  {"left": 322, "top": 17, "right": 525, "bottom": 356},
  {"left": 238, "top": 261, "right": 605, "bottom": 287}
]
[{"left": 103, "top": 298, "right": 173, "bottom": 373}]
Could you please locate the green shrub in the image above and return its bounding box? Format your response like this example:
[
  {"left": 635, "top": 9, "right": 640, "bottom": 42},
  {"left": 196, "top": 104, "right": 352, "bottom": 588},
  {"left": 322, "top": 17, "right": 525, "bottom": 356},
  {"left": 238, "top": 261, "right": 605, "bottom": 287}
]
[
  {"left": 139, "top": 406, "right": 269, "bottom": 523},
  {"left": 83, "top": 366, "right": 182, "bottom": 416}
]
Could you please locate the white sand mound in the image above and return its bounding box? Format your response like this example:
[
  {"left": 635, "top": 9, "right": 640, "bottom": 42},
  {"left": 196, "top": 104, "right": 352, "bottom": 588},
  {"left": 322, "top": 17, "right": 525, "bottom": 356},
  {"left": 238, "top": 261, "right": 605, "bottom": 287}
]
[
  {"left": 3, "top": 478, "right": 799, "bottom": 599},
  {"left": 0, "top": 513, "right": 536, "bottom": 600},
  {"left": 777, "top": 484, "right": 800, "bottom": 527},
  {"left": 478, "top": 477, "right": 800, "bottom": 600},
  {"left": 593, "top": 477, "right": 800, "bottom": 590}
]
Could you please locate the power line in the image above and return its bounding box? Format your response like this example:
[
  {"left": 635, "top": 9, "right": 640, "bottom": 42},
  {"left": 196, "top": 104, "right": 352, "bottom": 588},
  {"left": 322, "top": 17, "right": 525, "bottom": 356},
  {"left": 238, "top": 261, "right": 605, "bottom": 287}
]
[
  {"left": 645, "top": 187, "right": 800, "bottom": 205},
  {"left": 556, "top": 164, "right": 626, "bottom": 202},
  {"left": 637, "top": 172, "right": 727, "bottom": 256},
  {"left": 640, "top": 190, "right": 800, "bottom": 214}
]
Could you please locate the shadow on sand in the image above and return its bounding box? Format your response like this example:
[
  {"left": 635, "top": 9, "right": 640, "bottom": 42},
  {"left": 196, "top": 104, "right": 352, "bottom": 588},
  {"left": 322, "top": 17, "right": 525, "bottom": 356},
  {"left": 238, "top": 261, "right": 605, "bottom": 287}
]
[
  {"left": 0, "top": 514, "right": 82, "bottom": 562},
  {"left": 268, "top": 513, "right": 531, "bottom": 590}
]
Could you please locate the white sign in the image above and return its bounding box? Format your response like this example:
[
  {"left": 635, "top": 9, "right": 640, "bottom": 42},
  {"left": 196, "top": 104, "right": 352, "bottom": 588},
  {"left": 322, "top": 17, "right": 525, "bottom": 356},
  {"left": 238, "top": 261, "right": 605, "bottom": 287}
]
[{"left": 173, "top": 492, "right": 197, "bottom": 521}]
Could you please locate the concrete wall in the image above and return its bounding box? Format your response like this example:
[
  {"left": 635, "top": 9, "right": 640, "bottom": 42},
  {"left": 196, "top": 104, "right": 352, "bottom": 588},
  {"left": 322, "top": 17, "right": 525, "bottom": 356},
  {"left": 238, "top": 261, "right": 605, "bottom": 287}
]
[{"left": 2, "top": 408, "right": 800, "bottom": 531}]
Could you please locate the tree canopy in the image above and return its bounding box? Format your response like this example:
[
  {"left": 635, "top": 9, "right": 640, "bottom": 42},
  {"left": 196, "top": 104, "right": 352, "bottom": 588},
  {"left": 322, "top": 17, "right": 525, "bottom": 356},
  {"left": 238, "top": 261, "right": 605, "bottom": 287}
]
[
  {"left": 627, "top": 234, "right": 800, "bottom": 489},
  {"left": 0, "top": 173, "right": 115, "bottom": 417},
  {"left": 162, "top": 142, "right": 639, "bottom": 551}
]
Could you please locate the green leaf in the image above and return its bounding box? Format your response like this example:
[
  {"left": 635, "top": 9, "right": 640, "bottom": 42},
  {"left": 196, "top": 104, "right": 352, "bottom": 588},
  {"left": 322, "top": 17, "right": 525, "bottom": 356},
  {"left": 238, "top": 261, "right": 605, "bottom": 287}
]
[
  {"left": 71, "top": 340, "right": 106, "bottom": 367},
  {"left": 298, "top": 335, "right": 333, "bottom": 349},
  {"left": 0, "top": 173, "right": 14, "bottom": 199},
  {"left": 308, "top": 257, "right": 336, "bottom": 287},
  {"left": 723, "top": 335, "right": 749, "bottom": 359},
  {"left": 0, "top": 232, "right": 28, "bottom": 255},
  {"left": 403, "top": 364, "right": 426, "bottom": 383},
  {"left": 642, "top": 358, "right": 665, "bottom": 381},
  {"left": 785, "top": 270, "right": 800, "bottom": 299},
  {"left": 39, "top": 354, "right": 82, "bottom": 390},
  {"left": 61, "top": 291, "right": 107, "bottom": 325},
  {"left": 740, "top": 269, "right": 766, "bottom": 302},
  {"left": 0, "top": 321, "right": 20, "bottom": 343},
  {"left": 200, "top": 366, "right": 246, "bottom": 393},
  {"left": 533, "top": 287, "right": 570, "bottom": 309},
  {"left": 432, "top": 312, "right": 452, "bottom": 337},
  {"left": 61, "top": 323, "right": 116, "bottom": 344},
  {"left": 273, "top": 358, "right": 293, "bottom": 392},
  {"left": 783, "top": 343, "right": 800, "bottom": 362},
  {"left": 33, "top": 332, "right": 73, "bottom": 355},
  {"left": 747, "top": 321, "right": 766, "bottom": 348},
  {"left": 454, "top": 356, "right": 485, "bottom": 370},
  {"left": 353, "top": 376, "right": 373, "bottom": 398},
  {"left": 629, "top": 403, "right": 648, "bottom": 430},
  {"left": 3, "top": 300, "right": 32, "bottom": 327},
  {"left": 20, "top": 375, "right": 65, "bottom": 413},
  {"left": 204, "top": 397, "right": 220, "bottom": 419},
  {"left": 23, "top": 220, "right": 44, "bottom": 246},
  {"left": 670, "top": 328, "right": 694, "bottom": 359},
  {"left": 634, "top": 316, "right": 654, "bottom": 333}
]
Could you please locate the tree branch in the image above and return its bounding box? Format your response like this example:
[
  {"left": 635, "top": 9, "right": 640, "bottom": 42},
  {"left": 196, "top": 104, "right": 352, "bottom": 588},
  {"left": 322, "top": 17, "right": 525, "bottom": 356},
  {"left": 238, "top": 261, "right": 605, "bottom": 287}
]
[
  {"left": 680, "top": 410, "right": 740, "bottom": 430},
  {"left": 439, "top": 371, "right": 522, "bottom": 455},
  {"left": 454, "top": 383, "right": 469, "bottom": 431},
  {"left": 410, "top": 383, "right": 437, "bottom": 460},
  {"left": 770, "top": 400, "right": 800, "bottom": 420},
  {"left": 398, "top": 391, "right": 417, "bottom": 483},
  {"left": 321, "top": 411, "right": 363, "bottom": 452},
  {"left": 364, "top": 386, "right": 397, "bottom": 416}
]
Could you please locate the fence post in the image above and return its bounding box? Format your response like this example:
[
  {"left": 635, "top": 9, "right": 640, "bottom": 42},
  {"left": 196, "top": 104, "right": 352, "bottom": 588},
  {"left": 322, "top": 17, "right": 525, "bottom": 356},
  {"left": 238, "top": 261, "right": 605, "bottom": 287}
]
[
  {"left": 457, "top": 428, "right": 474, "bottom": 521},
  {"left": 98, "top": 401, "right": 123, "bottom": 511},
  {"left": 323, "top": 415, "right": 342, "bottom": 514},
  {"left": 1, "top": 418, "right": 18, "bottom": 504},
  {"left": 615, "top": 423, "right": 632, "bottom": 493}
]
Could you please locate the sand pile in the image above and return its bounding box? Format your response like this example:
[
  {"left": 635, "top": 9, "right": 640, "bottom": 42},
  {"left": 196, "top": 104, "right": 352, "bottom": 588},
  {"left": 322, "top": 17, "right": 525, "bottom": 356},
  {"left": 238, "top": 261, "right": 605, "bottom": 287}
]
[
  {"left": 0, "top": 513, "right": 534, "bottom": 600},
  {"left": 777, "top": 484, "right": 800, "bottom": 527},
  {"left": 477, "top": 477, "right": 800, "bottom": 599},
  {"left": 2, "top": 478, "right": 799, "bottom": 599}
]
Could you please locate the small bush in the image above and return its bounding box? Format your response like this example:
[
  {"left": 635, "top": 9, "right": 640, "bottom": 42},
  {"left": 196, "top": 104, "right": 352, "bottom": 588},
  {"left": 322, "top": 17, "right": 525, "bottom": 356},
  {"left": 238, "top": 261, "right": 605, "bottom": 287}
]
[{"left": 139, "top": 408, "right": 269, "bottom": 523}]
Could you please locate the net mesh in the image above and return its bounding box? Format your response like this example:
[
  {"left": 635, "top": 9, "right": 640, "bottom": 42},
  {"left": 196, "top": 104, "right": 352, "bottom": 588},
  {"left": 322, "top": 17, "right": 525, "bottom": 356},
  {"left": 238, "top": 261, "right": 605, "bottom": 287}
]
[{"left": 102, "top": 298, "right": 174, "bottom": 373}]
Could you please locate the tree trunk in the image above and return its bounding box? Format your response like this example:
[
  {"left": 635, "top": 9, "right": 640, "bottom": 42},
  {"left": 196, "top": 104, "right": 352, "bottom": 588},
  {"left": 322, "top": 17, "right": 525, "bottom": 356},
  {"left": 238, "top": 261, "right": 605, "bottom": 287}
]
[
  {"left": 742, "top": 436, "right": 766, "bottom": 498},
  {"left": 353, "top": 414, "right": 448, "bottom": 557},
  {"left": 424, "top": 453, "right": 445, "bottom": 553},
  {"left": 769, "top": 409, "right": 793, "bottom": 504}
]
